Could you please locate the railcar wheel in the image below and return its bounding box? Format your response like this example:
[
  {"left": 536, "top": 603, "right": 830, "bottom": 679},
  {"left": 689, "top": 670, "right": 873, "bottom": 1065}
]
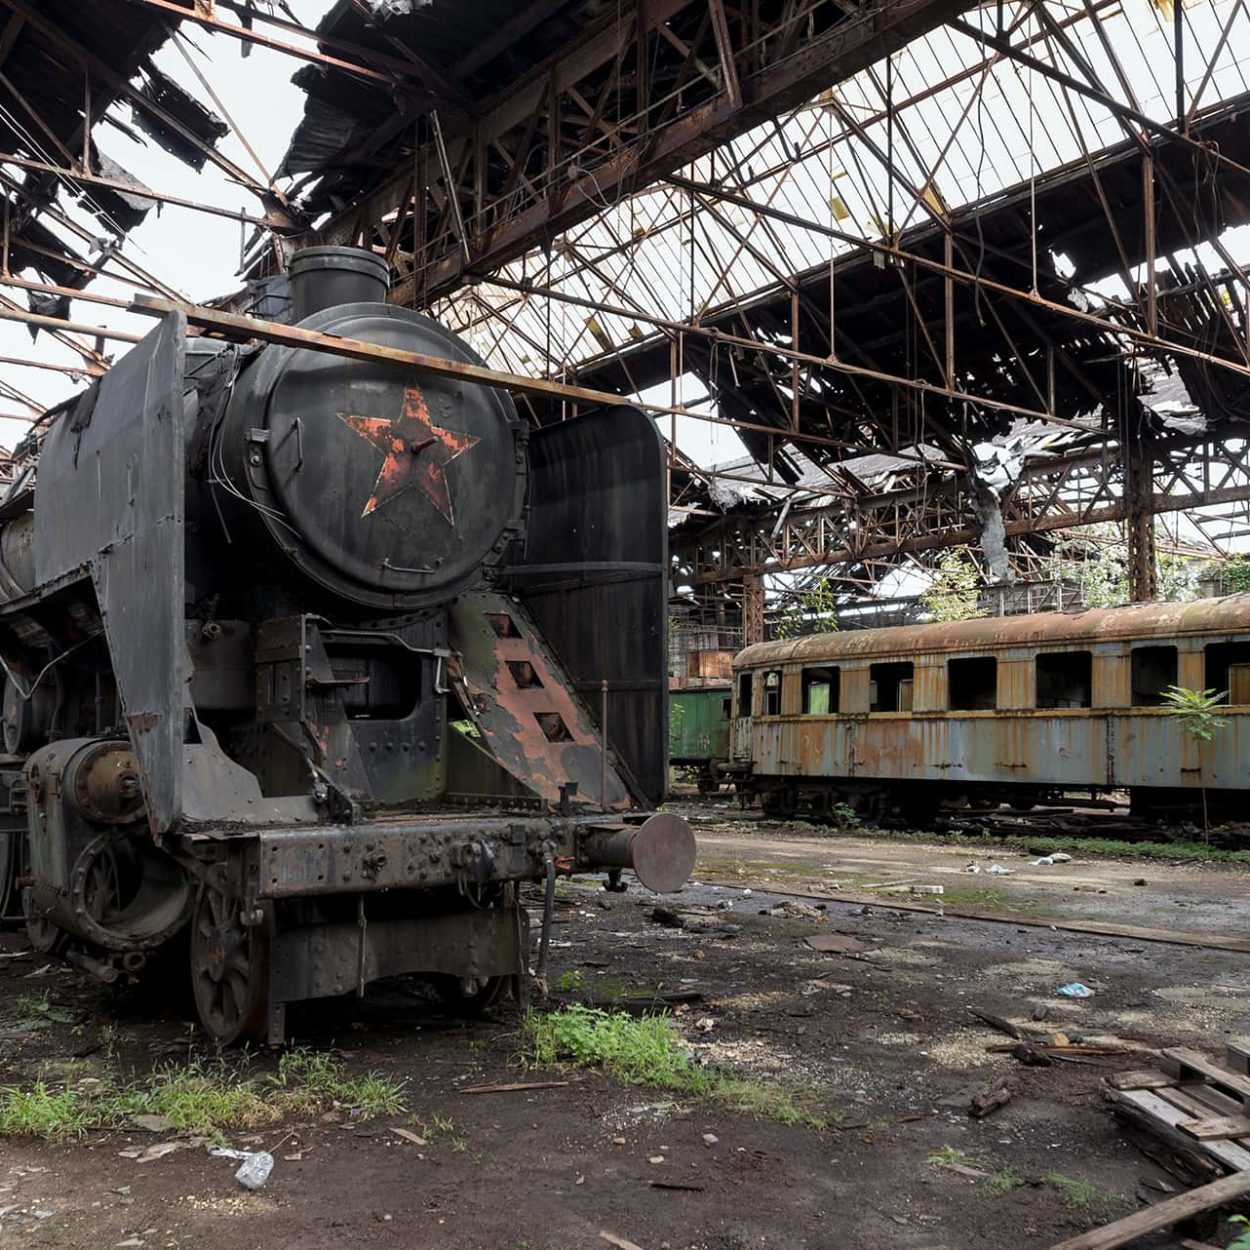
[
  {"left": 190, "top": 885, "right": 271, "bottom": 1045},
  {"left": 760, "top": 789, "right": 796, "bottom": 820},
  {"left": 432, "top": 974, "right": 509, "bottom": 1016}
]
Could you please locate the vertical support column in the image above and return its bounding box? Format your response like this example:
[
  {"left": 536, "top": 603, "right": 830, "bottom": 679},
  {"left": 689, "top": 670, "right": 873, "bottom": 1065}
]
[
  {"left": 1124, "top": 404, "right": 1157, "bottom": 602},
  {"left": 743, "top": 573, "right": 765, "bottom": 645}
]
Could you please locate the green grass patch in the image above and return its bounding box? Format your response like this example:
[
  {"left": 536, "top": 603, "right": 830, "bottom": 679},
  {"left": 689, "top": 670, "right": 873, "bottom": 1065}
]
[
  {"left": 926, "top": 1145, "right": 972, "bottom": 1168},
  {"left": 0, "top": 1047, "right": 405, "bottom": 1141},
  {"left": 522, "top": 1005, "right": 826, "bottom": 1128},
  {"left": 983, "top": 1167, "right": 1025, "bottom": 1196},
  {"left": 1044, "top": 1172, "right": 1097, "bottom": 1210}
]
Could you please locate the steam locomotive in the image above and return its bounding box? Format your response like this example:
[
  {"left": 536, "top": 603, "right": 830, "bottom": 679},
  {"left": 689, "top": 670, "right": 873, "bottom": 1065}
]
[{"left": 0, "top": 246, "right": 693, "bottom": 1043}]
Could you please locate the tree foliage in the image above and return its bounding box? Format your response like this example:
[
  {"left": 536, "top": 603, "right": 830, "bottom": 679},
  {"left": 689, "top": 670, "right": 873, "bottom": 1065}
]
[
  {"left": 920, "top": 551, "right": 984, "bottom": 623},
  {"left": 1160, "top": 685, "right": 1229, "bottom": 743},
  {"left": 773, "top": 578, "right": 840, "bottom": 640},
  {"left": 1055, "top": 524, "right": 1199, "bottom": 607}
]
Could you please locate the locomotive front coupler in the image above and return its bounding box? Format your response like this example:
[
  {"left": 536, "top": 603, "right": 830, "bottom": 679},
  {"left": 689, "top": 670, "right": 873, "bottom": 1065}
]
[{"left": 246, "top": 810, "right": 695, "bottom": 902}]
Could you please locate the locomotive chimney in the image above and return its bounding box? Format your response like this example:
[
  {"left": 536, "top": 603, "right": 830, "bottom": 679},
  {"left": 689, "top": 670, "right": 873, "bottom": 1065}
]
[{"left": 288, "top": 245, "right": 390, "bottom": 319}]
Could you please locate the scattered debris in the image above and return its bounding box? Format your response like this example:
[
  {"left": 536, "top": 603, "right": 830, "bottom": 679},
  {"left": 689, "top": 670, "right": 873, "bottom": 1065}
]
[
  {"left": 391, "top": 1128, "right": 428, "bottom": 1146},
  {"left": 1009, "top": 1042, "right": 1054, "bottom": 1067},
  {"left": 459, "top": 1081, "right": 570, "bottom": 1095},
  {"left": 600, "top": 1233, "right": 646, "bottom": 1250},
  {"left": 210, "top": 1148, "right": 274, "bottom": 1191},
  {"left": 651, "top": 1180, "right": 705, "bottom": 1192},
  {"left": 1057, "top": 983, "right": 1096, "bottom": 999},
  {"left": 767, "top": 900, "right": 823, "bottom": 919},
  {"left": 130, "top": 1114, "right": 174, "bottom": 1134},
  {"left": 702, "top": 1133, "right": 719, "bottom": 1147},
  {"left": 119, "top": 1140, "right": 199, "bottom": 1164},
  {"left": 694, "top": 1017, "right": 716, "bottom": 1033},
  {"left": 1047, "top": 1168, "right": 1250, "bottom": 1250},
  {"left": 803, "top": 933, "right": 863, "bottom": 953},
  {"left": 968, "top": 1082, "right": 1012, "bottom": 1119}
]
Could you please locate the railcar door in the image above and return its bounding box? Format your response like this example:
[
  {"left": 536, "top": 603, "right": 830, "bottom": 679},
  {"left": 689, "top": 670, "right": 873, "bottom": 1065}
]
[{"left": 732, "top": 669, "right": 754, "bottom": 763}]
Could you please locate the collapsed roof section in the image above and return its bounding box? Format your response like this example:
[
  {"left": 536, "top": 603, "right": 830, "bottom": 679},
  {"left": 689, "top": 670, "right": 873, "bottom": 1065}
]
[{"left": 0, "top": 0, "right": 242, "bottom": 372}]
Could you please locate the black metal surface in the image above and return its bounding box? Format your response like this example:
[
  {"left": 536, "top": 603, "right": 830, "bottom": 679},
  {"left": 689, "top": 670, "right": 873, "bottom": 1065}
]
[
  {"left": 0, "top": 267, "right": 692, "bottom": 1041},
  {"left": 220, "top": 302, "right": 527, "bottom": 610},
  {"left": 33, "top": 313, "right": 187, "bottom": 835},
  {"left": 515, "top": 406, "right": 670, "bottom": 804}
]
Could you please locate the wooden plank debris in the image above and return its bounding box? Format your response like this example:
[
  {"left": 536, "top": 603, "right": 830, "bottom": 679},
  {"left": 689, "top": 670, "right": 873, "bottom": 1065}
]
[
  {"left": 1161, "top": 1049, "right": 1250, "bottom": 1102},
  {"left": 1047, "top": 1168, "right": 1250, "bottom": 1250},
  {"left": 600, "top": 1233, "right": 646, "bottom": 1250},
  {"left": 1106, "top": 1069, "right": 1178, "bottom": 1091},
  {"left": 1177, "top": 1114, "right": 1250, "bottom": 1142},
  {"left": 1225, "top": 1040, "right": 1250, "bottom": 1076},
  {"left": 458, "top": 1081, "right": 570, "bottom": 1095},
  {"left": 1104, "top": 1088, "right": 1250, "bottom": 1173}
]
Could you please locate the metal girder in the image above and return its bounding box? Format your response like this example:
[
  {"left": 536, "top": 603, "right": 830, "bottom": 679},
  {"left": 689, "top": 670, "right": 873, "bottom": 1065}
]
[
  {"left": 312, "top": 0, "right": 968, "bottom": 305},
  {"left": 674, "top": 435, "right": 1250, "bottom": 585}
]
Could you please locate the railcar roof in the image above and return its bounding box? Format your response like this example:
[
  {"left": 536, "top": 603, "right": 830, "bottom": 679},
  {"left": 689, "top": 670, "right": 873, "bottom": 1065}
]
[{"left": 734, "top": 595, "right": 1250, "bottom": 668}]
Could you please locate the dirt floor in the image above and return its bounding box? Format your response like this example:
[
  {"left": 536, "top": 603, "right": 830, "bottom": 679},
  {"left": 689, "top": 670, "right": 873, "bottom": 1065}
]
[{"left": 0, "top": 807, "right": 1247, "bottom": 1250}]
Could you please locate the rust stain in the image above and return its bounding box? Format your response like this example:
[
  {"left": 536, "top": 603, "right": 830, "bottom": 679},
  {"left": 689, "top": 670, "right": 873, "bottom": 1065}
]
[{"left": 337, "top": 383, "right": 478, "bottom": 522}]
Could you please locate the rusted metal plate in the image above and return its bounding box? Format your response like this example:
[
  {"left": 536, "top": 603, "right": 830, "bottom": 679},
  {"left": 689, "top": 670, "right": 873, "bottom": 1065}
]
[
  {"left": 33, "top": 313, "right": 186, "bottom": 834},
  {"left": 513, "top": 406, "right": 669, "bottom": 805},
  {"left": 449, "top": 591, "right": 632, "bottom": 812}
]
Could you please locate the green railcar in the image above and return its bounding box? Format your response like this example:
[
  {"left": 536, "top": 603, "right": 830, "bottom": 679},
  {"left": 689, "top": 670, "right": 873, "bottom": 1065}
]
[{"left": 669, "top": 686, "right": 733, "bottom": 793}]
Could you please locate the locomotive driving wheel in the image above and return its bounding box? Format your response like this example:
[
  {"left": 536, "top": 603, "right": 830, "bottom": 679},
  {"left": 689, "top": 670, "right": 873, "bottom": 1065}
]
[
  {"left": 431, "top": 974, "right": 509, "bottom": 1016},
  {"left": 190, "top": 883, "right": 271, "bottom": 1045}
]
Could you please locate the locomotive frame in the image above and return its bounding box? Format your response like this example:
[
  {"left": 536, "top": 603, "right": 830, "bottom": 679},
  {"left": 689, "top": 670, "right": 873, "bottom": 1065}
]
[
  {"left": 0, "top": 248, "right": 694, "bottom": 1043},
  {"left": 731, "top": 596, "right": 1250, "bottom": 823}
]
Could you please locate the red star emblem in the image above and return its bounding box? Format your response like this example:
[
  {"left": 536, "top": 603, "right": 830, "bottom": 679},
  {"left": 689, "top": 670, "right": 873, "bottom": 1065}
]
[{"left": 337, "top": 384, "right": 478, "bottom": 523}]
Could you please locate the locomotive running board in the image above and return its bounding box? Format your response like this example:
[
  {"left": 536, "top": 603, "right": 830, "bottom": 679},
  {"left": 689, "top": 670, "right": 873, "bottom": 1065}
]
[{"left": 447, "top": 591, "right": 633, "bottom": 812}]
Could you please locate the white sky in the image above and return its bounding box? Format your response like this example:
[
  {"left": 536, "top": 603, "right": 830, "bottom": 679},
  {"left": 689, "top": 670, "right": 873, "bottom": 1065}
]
[{"left": 0, "top": 6, "right": 335, "bottom": 450}]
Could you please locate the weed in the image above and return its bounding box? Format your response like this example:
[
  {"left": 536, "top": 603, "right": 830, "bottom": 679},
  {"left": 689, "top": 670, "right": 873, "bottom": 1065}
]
[
  {"left": 523, "top": 1005, "right": 825, "bottom": 1128},
  {"left": 1044, "top": 1173, "right": 1096, "bottom": 1210},
  {"left": 12, "top": 993, "right": 76, "bottom": 1030},
  {"left": 272, "top": 1048, "right": 406, "bottom": 1118},
  {"left": 1228, "top": 1214, "right": 1250, "bottom": 1250},
  {"left": 983, "top": 1168, "right": 1025, "bottom": 1197},
  {"left": 553, "top": 970, "right": 585, "bottom": 994},
  {"left": 0, "top": 1048, "right": 405, "bottom": 1141},
  {"left": 926, "top": 1145, "right": 971, "bottom": 1168}
]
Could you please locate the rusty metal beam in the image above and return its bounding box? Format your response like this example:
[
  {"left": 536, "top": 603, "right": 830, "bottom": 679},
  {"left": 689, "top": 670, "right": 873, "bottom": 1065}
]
[
  {"left": 0, "top": 153, "right": 273, "bottom": 227},
  {"left": 0, "top": 303, "right": 141, "bottom": 342},
  {"left": 119, "top": 0, "right": 398, "bottom": 86},
  {"left": 323, "top": 0, "right": 968, "bottom": 304}
]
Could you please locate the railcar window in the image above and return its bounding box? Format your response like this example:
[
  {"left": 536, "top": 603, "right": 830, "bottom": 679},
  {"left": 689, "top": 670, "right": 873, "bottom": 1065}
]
[
  {"left": 1204, "top": 642, "right": 1250, "bottom": 704},
  {"left": 801, "top": 666, "right": 840, "bottom": 714},
  {"left": 1036, "top": 651, "right": 1092, "bottom": 709},
  {"left": 948, "top": 656, "right": 997, "bottom": 711},
  {"left": 737, "top": 672, "right": 753, "bottom": 717},
  {"left": 721, "top": 698, "right": 732, "bottom": 719},
  {"left": 1130, "top": 645, "right": 1178, "bottom": 707},
  {"left": 763, "top": 670, "right": 782, "bottom": 716},
  {"left": 869, "top": 662, "right": 914, "bottom": 713}
]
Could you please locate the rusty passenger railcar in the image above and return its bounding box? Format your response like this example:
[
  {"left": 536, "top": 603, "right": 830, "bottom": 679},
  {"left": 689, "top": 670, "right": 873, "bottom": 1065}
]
[
  {"left": 0, "top": 247, "right": 694, "bottom": 1044},
  {"left": 730, "top": 596, "right": 1250, "bottom": 822}
]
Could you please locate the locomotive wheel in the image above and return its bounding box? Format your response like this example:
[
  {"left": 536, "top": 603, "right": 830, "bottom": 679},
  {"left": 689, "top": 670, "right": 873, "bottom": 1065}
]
[
  {"left": 431, "top": 974, "right": 509, "bottom": 1016},
  {"left": 26, "top": 911, "right": 66, "bottom": 955},
  {"left": 190, "top": 885, "right": 271, "bottom": 1045}
]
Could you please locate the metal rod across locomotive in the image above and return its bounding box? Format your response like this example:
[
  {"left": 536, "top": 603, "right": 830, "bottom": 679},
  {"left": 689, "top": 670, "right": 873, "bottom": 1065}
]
[
  {"left": 0, "top": 246, "right": 694, "bottom": 1043},
  {"left": 731, "top": 598, "right": 1250, "bottom": 823}
]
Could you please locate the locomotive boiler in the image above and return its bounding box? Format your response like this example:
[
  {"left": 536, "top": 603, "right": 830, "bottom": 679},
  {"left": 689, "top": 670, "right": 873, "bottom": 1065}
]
[{"left": 0, "top": 246, "right": 693, "bottom": 1042}]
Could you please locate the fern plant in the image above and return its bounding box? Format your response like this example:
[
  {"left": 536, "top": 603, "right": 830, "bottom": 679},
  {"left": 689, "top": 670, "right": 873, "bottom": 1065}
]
[{"left": 1161, "top": 685, "right": 1229, "bottom": 836}]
